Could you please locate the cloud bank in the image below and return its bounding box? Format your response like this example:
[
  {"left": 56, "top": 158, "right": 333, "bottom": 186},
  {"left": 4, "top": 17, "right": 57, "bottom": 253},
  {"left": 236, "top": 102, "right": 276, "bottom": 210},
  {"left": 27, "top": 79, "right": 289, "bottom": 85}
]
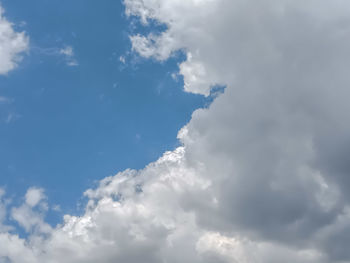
[
  {"left": 2, "top": 0, "right": 350, "bottom": 262},
  {"left": 0, "top": 5, "right": 28, "bottom": 75}
]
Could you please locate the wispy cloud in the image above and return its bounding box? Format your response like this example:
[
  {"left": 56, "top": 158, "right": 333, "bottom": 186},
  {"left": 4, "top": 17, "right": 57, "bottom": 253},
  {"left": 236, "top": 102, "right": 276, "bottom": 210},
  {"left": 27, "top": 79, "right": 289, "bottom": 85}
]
[
  {"left": 59, "top": 46, "right": 78, "bottom": 66},
  {"left": 5, "top": 112, "right": 21, "bottom": 123},
  {"left": 33, "top": 45, "right": 79, "bottom": 67}
]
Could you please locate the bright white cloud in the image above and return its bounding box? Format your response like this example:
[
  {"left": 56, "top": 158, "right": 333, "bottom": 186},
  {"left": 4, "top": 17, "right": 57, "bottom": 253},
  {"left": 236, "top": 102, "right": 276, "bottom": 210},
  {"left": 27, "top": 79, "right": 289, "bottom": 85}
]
[
  {"left": 2, "top": 0, "right": 350, "bottom": 262},
  {"left": 0, "top": 5, "right": 28, "bottom": 75}
]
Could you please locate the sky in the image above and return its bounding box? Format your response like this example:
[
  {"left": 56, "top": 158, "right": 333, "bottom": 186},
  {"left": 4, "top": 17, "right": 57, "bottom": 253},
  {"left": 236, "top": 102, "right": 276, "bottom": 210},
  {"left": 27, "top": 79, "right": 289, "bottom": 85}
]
[
  {"left": 0, "top": 0, "right": 208, "bottom": 217},
  {"left": 2, "top": 0, "right": 350, "bottom": 263}
]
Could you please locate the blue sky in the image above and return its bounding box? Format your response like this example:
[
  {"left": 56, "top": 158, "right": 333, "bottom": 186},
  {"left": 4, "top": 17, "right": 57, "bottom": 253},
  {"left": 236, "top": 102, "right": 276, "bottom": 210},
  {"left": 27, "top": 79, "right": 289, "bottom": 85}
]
[{"left": 0, "top": 0, "right": 208, "bottom": 219}]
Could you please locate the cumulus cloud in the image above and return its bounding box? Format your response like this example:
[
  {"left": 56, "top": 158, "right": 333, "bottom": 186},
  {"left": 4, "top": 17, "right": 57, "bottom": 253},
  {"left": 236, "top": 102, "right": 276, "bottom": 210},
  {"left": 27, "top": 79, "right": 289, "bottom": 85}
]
[
  {"left": 0, "top": 5, "right": 28, "bottom": 75},
  {"left": 2, "top": 0, "right": 350, "bottom": 262}
]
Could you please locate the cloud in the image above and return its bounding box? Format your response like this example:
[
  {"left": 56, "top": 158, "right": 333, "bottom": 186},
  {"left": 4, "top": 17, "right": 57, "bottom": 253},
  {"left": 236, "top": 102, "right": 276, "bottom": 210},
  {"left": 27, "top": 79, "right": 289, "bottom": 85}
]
[
  {"left": 0, "top": 5, "right": 28, "bottom": 75},
  {"left": 0, "top": 189, "right": 12, "bottom": 233},
  {"left": 2, "top": 0, "right": 350, "bottom": 262},
  {"left": 59, "top": 46, "right": 78, "bottom": 66},
  {"left": 11, "top": 188, "right": 50, "bottom": 234},
  {"left": 33, "top": 45, "right": 79, "bottom": 66},
  {"left": 25, "top": 187, "right": 45, "bottom": 207},
  {"left": 59, "top": 46, "right": 74, "bottom": 57},
  {"left": 124, "top": 0, "right": 350, "bottom": 261}
]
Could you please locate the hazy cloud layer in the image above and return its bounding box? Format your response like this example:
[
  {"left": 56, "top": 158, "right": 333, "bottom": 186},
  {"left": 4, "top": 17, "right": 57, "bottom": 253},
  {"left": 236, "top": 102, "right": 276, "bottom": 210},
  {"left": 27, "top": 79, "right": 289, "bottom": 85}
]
[{"left": 2, "top": 0, "right": 350, "bottom": 262}]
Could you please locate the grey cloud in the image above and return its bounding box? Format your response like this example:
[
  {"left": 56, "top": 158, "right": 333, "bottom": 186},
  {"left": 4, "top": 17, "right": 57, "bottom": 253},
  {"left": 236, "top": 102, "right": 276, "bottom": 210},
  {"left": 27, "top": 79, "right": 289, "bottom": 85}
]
[{"left": 128, "top": 0, "right": 350, "bottom": 260}]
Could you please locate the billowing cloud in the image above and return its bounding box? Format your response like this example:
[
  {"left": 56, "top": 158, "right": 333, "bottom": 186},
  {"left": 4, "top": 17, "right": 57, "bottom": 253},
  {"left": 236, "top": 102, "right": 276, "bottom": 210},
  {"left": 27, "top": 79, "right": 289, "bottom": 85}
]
[
  {"left": 0, "top": 4, "right": 28, "bottom": 75},
  {"left": 2, "top": 0, "right": 350, "bottom": 262}
]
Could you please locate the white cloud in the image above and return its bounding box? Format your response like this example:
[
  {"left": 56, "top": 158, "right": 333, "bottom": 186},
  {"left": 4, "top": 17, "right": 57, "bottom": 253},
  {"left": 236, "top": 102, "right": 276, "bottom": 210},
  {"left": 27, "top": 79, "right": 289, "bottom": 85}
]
[
  {"left": 2, "top": 0, "right": 350, "bottom": 262},
  {"left": 0, "top": 189, "right": 12, "bottom": 233},
  {"left": 59, "top": 46, "right": 74, "bottom": 57},
  {"left": 25, "top": 188, "right": 45, "bottom": 207},
  {"left": 59, "top": 46, "right": 78, "bottom": 66},
  {"left": 119, "top": 55, "right": 126, "bottom": 64},
  {"left": 11, "top": 188, "right": 50, "bottom": 234},
  {"left": 0, "top": 5, "right": 28, "bottom": 75}
]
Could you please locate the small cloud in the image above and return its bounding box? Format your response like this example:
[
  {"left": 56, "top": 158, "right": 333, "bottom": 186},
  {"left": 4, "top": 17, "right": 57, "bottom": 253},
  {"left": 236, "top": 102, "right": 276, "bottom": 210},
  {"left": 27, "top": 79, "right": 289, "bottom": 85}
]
[
  {"left": 119, "top": 55, "right": 126, "bottom": 64},
  {"left": 52, "top": 205, "right": 61, "bottom": 212},
  {"left": 59, "top": 46, "right": 74, "bottom": 57},
  {"left": 117, "top": 52, "right": 133, "bottom": 71},
  {"left": 25, "top": 187, "right": 45, "bottom": 208},
  {"left": 171, "top": 72, "right": 179, "bottom": 81},
  {"left": 66, "top": 60, "right": 78, "bottom": 67},
  {"left": 18, "top": 21, "right": 27, "bottom": 28},
  {"left": 59, "top": 45, "right": 78, "bottom": 67}
]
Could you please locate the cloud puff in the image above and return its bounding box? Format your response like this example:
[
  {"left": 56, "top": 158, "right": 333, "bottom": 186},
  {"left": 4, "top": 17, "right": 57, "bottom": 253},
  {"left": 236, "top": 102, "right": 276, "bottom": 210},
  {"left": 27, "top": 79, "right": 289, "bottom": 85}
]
[
  {"left": 25, "top": 187, "right": 45, "bottom": 208},
  {"left": 0, "top": 5, "right": 28, "bottom": 75},
  {"left": 59, "top": 46, "right": 78, "bottom": 66},
  {"left": 3, "top": 0, "right": 350, "bottom": 262},
  {"left": 11, "top": 188, "right": 51, "bottom": 234}
]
